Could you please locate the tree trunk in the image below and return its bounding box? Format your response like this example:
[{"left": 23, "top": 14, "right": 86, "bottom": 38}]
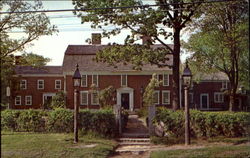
[{"left": 172, "top": 27, "right": 181, "bottom": 110}]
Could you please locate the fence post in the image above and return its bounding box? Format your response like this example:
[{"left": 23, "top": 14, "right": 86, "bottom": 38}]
[{"left": 148, "top": 105, "right": 156, "bottom": 136}]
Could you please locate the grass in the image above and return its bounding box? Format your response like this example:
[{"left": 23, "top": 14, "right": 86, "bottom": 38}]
[
  {"left": 150, "top": 144, "right": 250, "bottom": 158},
  {"left": 150, "top": 137, "right": 250, "bottom": 158},
  {"left": 1, "top": 131, "right": 117, "bottom": 158}
]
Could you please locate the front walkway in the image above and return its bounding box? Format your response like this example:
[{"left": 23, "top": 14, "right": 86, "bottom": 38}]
[{"left": 122, "top": 114, "right": 149, "bottom": 137}]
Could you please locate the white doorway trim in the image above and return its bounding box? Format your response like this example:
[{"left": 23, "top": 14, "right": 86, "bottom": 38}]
[
  {"left": 200, "top": 93, "right": 209, "bottom": 110},
  {"left": 43, "top": 93, "right": 56, "bottom": 105},
  {"left": 116, "top": 87, "right": 134, "bottom": 111}
]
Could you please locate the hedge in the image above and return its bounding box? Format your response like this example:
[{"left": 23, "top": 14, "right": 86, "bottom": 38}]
[
  {"left": 155, "top": 108, "right": 250, "bottom": 138},
  {"left": 1, "top": 108, "right": 116, "bottom": 137}
]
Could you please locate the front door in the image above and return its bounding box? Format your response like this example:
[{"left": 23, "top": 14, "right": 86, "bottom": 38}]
[
  {"left": 200, "top": 94, "right": 209, "bottom": 109},
  {"left": 121, "top": 93, "right": 129, "bottom": 110}
]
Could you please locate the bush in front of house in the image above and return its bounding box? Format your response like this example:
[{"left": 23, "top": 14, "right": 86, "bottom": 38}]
[
  {"left": 1, "top": 110, "right": 20, "bottom": 131},
  {"left": 155, "top": 107, "right": 250, "bottom": 138},
  {"left": 79, "top": 109, "right": 116, "bottom": 137},
  {"left": 16, "top": 109, "right": 47, "bottom": 132},
  {"left": 46, "top": 108, "right": 73, "bottom": 133},
  {"left": 1, "top": 108, "right": 117, "bottom": 137}
]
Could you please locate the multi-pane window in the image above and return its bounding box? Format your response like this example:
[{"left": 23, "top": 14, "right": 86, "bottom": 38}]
[
  {"left": 81, "top": 75, "right": 87, "bottom": 87},
  {"left": 153, "top": 91, "right": 160, "bottom": 105},
  {"left": 222, "top": 82, "right": 228, "bottom": 89},
  {"left": 92, "top": 75, "right": 98, "bottom": 87},
  {"left": 20, "top": 80, "right": 27, "bottom": 90},
  {"left": 91, "top": 92, "right": 99, "bottom": 105},
  {"left": 80, "top": 91, "right": 88, "bottom": 105},
  {"left": 25, "top": 96, "right": 32, "bottom": 105},
  {"left": 37, "top": 80, "right": 44, "bottom": 89},
  {"left": 214, "top": 92, "right": 224, "bottom": 103},
  {"left": 55, "top": 80, "right": 61, "bottom": 89},
  {"left": 163, "top": 74, "right": 169, "bottom": 86},
  {"left": 15, "top": 96, "right": 21, "bottom": 105},
  {"left": 121, "top": 74, "right": 127, "bottom": 86},
  {"left": 162, "top": 90, "right": 170, "bottom": 104}
]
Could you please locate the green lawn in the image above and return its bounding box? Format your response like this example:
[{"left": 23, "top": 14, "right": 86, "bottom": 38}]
[
  {"left": 1, "top": 131, "right": 117, "bottom": 158},
  {"left": 150, "top": 143, "right": 250, "bottom": 158}
]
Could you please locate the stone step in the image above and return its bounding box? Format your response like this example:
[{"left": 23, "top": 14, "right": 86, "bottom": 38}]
[
  {"left": 121, "top": 133, "right": 149, "bottom": 138},
  {"left": 118, "top": 142, "right": 151, "bottom": 145},
  {"left": 115, "top": 145, "right": 151, "bottom": 153},
  {"left": 118, "top": 138, "right": 150, "bottom": 142}
]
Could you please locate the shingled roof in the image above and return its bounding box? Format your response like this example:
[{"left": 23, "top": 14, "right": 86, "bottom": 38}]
[
  {"left": 15, "top": 66, "right": 62, "bottom": 75},
  {"left": 193, "top": 72, "right": 229, "bottom": 81},
  {"left": 62, "top": 44, "right": 173, "bottom": 73}
]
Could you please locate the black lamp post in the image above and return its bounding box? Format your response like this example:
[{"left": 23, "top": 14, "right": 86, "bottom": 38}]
[
  {"left": 73, "top": 64, "right": 81, "bottom": 143},
  {"left": 182, "top": 63, "right": 192, "bottom": 145},
  {"left": 140, "top": 86, "right": 144, "bottom": 108}
]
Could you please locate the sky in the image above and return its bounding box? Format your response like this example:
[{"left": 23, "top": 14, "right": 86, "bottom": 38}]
[{"left": 8, "top": 0, "right": 190, "bottom": 66}]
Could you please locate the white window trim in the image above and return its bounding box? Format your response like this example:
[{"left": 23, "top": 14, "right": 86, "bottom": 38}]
[
  {"left": 91, "top": 91, "right": 99, "bottom": 105},
  {"left": 214, "top": 92, "right": 224, "bottom": 103},
  {"left": 121, "top": 74, "right": 127, "bottom": 87},
  {"left": 55, "top": 80, "right": 61, "bottom": 90},
  {"left": 162, "top": 90, "right": 170, "bottom": 105},
  {"left": 200, "top": 93, "right": 209, "bottom": 109},
  {"left": 25, "top": 96, "right": 32, "bottom": 105},
  {"left": 15, "top": 96, "right": 21, "bottom": 105},
  {"left": 92, "top": 75, "right": 99, "bottom": 87},
  {"left": 222, "top": 82, "right": 228, "bottom": 89},
  {"left": 163, "top": 74, "right": 169, "bottom": 86},
  {"left": 20, "top": 80, "right": 27, "bottom": 90},
  {"left": 80, "top": 91, "right": 88, "bottom": 105},
  {"left": 81, "top": 75, "right": 88, "bottom": 87},
  {"left": 37, "top": 79, "right": 44, "bottom": 90},
  {"left": 154, "top": 91, "right": 160, "bottom": 105}
]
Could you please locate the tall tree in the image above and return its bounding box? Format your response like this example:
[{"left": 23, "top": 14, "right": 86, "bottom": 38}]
[
  {"left": 0, "top": 0, "right": 57, "bottom": 105},
  {"left": 72, "top": 0, "right": 202, "bottom": 110},
  {"left": 183, "top": 1, "right": 248, "bottom": 111}
]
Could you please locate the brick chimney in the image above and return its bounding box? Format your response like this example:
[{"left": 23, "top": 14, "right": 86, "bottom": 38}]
[
  {"left": 92, "top": 33, "right": 101, "bottom": 45},
  {"left": 141, "top": 35, "right": 152, "bottom": 45},
  {"left": 14, "top": 56, "right": 22, "bottom": 65}
]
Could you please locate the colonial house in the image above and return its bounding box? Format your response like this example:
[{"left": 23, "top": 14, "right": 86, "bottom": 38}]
[{"left": 10, "top": 34, "right": 248, "bottom": 111}]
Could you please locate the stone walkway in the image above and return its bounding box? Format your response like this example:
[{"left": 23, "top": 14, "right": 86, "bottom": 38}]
[{"left": 110, "top": 114, "right": 150, "bottom": 158}]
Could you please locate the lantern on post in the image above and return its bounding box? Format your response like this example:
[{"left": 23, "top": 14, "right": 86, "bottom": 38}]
[
  {"left": 72, "top": 64, "right": 81, "bottom": 143},
  {"left": 182, "top": 63, "right": 192, "bottom": 145}
]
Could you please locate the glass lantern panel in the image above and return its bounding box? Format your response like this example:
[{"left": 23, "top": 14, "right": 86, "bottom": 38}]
[
  {"left": 74, "top": 79, "right": 80, "bottom": 87},
  {"left": 183, "top": 76, "right": 191, "bottom": 86}
]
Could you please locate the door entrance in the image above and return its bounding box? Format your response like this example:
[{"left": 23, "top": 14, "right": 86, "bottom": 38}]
[
  {"left": 121, "top": 93, "right": 130, "bottom": 110},
  {"left": 200, "top": 93, "right": 209, "bottom": 109}
]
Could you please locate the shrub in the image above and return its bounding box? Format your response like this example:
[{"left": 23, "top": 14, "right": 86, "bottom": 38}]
[
  {"left": 1, "top": 110, "right": 20, "bottom": 131},
  {"left": 16, "top": 109, "right": 46, "bottom": 132},
  {"left": 155, "top": 108, "right": 250, "bottom": 138},
  {"left": 79, "top": 109, "right": 116, "bottom": 137},
  {"left": 46, "top": 108, "right": 73, "bottom": 133},
  {"left": 137, "top": 107, "right": 148, "bottom": 118},
  {"left": 50, "top": 91, "right": 66, "bottom": 109}
]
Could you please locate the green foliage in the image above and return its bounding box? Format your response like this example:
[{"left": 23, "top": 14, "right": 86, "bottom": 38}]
[
  {"left": 143, "top": 73, "right": 162, "bottom": 107},
  {"left": 79, "top": 109, "right": 116, "bottom": 137},
  {"left": 16, "top": 109, "right": 46, "bottom": 132},
  {"left": 183, "top": 1, "right": 249, "bottom": 110},
  {"left": 1, "top": 109, "right": 117, "bottom": 137},
  {"left": 98, "top": 86, "right": 116, "bottom": 108},
  {"left": 137, "top": 107, "right": 148, "bottom": 118},
  {"left": 1, "top": 110, "right": 20, "bottom": 131},
  {"left": 150, "top": 136, "right": 184, "bottom": 145},
  {"left": 46, "top": 108, "right": 73, "bottom": 133},
  {"left": 155, "top": 108, "right": 250, "bottom": 138},
  {"left": 50, "top": 91, "right": 66, "bottom": 109},
  {"left": 21, "top": 53, "right": 51, "bottom": 67}
]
